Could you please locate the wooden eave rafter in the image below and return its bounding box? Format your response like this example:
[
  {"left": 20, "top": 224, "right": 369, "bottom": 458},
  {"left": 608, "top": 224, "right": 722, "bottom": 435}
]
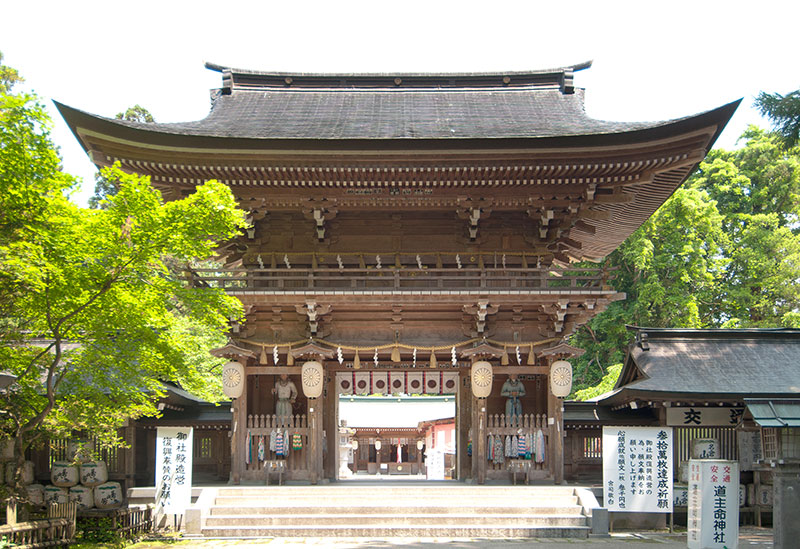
[{"left": 77, "top": 127, "right": 713, "bottom": 191}]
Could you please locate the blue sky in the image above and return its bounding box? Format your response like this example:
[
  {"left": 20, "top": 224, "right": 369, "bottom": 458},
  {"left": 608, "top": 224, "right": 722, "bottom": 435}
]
[{"left": 4, "top": 0, "right": 798, "bottom": 205}]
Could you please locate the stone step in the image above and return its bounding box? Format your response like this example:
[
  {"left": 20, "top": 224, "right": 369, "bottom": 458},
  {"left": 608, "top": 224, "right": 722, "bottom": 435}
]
[
  {"left": 209, "top": 505, "right": 582, "bottom": 516},
  {"left": 212, "top": 497, "right": 579, "bottom": 508},
  {"left": 215, "top": 486, "right": 576, "bottom": 497},
  {"left": 204, "top": 514, "right": 588, "bottom": 527},
  {"left": 199, "top": 525, "right": 591, "bottom": 538}
]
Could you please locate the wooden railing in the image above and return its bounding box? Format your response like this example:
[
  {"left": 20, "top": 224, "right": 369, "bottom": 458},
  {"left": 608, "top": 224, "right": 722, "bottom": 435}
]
[
  {"left": 184, "top": 266, "right": 614, "bottom": 293},
  {"left": 245, "top": 414, "right": 310, "bottom": 475},
  {"left": 0, "top": 502, "right": 77, "bottom": 548},
  {"left": 485, "top": 413, "right": 549, "bottom": 474}
]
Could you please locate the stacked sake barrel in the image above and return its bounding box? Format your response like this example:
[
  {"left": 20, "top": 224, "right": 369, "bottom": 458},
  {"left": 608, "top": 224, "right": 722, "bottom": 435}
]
[
  {"left": 43, "top": 441, "right": 123, "bottom": 509},
  {"left": 2, "top": 438, "right": 38, "bottom": 501}
]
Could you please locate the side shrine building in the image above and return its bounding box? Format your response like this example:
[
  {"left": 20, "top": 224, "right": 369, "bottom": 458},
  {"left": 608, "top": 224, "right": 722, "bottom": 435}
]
[{"left": 57, "top": 61, "right": 737, "bottom": 485}]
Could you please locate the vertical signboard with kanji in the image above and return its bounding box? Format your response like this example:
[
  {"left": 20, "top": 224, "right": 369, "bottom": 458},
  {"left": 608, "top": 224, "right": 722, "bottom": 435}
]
[
  {"left": 688, "top": 459, "right": 739, "bottom": 549},
  {"left": 155, "top": 427, "right": 193, "bottom": 514},
  {"left": 602, "top": 426, "right": 673, "bottom": 513}
]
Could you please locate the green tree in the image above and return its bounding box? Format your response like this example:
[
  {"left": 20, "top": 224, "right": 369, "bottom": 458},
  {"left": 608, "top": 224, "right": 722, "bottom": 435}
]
[
  {"left": 570, "top": 127, "right": 800, "bottom": 390},
  {"left": 115, "top": 104, "right": 154, "bottom": 123},
  {"left": 0, "top": 75, "right": 247, "bottom": 497},
  {"left": 570, "top": 187, "right": 727, "bottom": 390},
  {"left": 88, "top": 105, "right": 155, "bottom": 209},
  {"left": 755, "top": 87, "right": 800, "bottom": 148},
  {"left": 0, "top": 51, "right": 22, "bottom": 93},
  {"left": 573, "top": 364, "right": 622, "bottom": 401}
]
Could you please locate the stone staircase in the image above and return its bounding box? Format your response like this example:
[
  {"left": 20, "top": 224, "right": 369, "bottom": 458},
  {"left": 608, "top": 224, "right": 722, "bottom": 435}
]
[{"left": 192, "top": 483, "right": 597, "bottom": 538}]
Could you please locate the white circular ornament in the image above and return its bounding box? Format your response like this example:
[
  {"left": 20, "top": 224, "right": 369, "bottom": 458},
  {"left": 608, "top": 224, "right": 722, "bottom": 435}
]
[
  {"left": 301, "top": 361, "right": 323, "bottom": 398},
  {"left": 222, "top": 361, "right": 245, "bottom": 399},
  {"left": 471, "top": 360, "right": 493, "bottom": 398},
  {"left": 550, "top": 360, "right": 573, "bottom": 397}
]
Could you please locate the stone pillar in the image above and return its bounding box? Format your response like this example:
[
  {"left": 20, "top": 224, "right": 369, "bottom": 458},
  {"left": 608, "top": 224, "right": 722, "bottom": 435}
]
[
  {"left": 231, "top": 376, "right": 248, "bottom": 484},
  {"left": 416, "top": 439, "right": 423, "bottom": 474},
  {"left": 376, "top": 439, "right": 382, "bottom": 474},
  {"left": 773, "top": 460, "right": 800, "bottom": 549}
]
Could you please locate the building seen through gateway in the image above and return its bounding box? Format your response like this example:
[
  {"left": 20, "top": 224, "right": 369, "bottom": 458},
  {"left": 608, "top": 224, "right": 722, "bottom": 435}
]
[{"left": 55, "top": 60, "right": 740, "bottom": 535}]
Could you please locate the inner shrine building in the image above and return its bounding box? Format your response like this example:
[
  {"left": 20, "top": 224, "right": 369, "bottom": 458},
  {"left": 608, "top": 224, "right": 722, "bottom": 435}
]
[{"left": 57, "top": 61, "right": 737, "bottom": 485}]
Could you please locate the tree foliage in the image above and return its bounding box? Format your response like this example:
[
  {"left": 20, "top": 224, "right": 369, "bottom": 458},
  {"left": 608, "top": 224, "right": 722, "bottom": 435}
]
[
  {"left": 88, "top": 105, "right": 156, "bottom": 209},
  {"left": 0, "top": 75, "right": 247, "bottom": 495},
  {"left": 0, "top": 51, "right": 22, "bottom": 93},
  {"left": 755, "top": 87, "right": 800, "bottom": 148},
  {"left": 570, "top": 126, "right": 800, "bottom": 391},
  {"left": 115, "top": 104, "right": 154, "bottom": 123},
  {"left": 573, "top": 364, "right": 622, "bottom": 401}
]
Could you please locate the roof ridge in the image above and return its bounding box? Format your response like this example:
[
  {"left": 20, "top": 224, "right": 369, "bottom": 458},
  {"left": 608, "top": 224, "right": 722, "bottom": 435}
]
[{"left": 204, "top": 61, "right": 592, "bottom": 94}]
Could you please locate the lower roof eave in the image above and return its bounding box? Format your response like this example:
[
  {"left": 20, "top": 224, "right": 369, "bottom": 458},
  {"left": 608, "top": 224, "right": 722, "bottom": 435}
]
[{"left": 597, "top": 389, "right": 797, "bottom": 408}]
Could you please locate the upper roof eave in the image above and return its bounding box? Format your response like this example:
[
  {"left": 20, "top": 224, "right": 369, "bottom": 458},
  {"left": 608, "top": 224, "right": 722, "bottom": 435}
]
[{"left": 54, "top": 99, "right": 741, "bottom": 158}]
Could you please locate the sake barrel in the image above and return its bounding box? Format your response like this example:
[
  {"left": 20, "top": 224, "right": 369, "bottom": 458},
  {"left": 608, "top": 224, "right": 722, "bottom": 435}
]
[
  {"left": 757, "top": 484, "right": 773, "bottom": 506},
  {"left": 678, "top": 461, "right": 689, "bottom": 483},
  {"left": 94, "top": 481, "right": 123, "bottom": 509},
  {"left": 80, "top": 461, "right": 108, "bottom": 487},
  {"left": 69, "top": 485, "right": 95, "bottom": 509},
  {"left": 51, "top": 461, "right": 79, "bottom": 487},
  {"left": 690, "top": 438, "right": 718, "bottom": 459},
  {"left": 44, "top": 485, "right": 69, "bottom": 505},
  {"left": 27, "top": 483, "right": 45, "bottom": 506},
  {"left": 1, "top": 439, "right": 13, "bottom": 460},
  {"left": 66, "top": 440, "right": 93, "bottom": 462},
  {"left": 5, "top": 460, "right": 35, "bottom": 485}
]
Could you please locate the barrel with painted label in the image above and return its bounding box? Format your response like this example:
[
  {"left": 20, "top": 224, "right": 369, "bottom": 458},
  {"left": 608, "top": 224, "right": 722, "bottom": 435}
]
[
  {"left": 70, "top": 485, "right": 95, "bottom": 509},
  {"left": 94, "top": 481, "right": 123, "bottom": 508},
  {"left": 44, "top": 485, "right": 69, "bottom": 505},
  {"left": 80, "top": 461, "right": 108, "bottom": 486},
  {"left": 51, "top": 461, "right": 80, "bottom": 487}
]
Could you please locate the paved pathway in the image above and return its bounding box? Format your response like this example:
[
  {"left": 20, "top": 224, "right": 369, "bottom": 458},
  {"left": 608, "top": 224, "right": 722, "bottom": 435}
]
[{"left": 132, "top": 526, "right": 773, "bottom": 548}]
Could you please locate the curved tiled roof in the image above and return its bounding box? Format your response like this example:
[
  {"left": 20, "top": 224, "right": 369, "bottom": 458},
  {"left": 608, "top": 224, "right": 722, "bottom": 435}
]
[
  {"left": 63, "top": 61, "right": 704, "bottom": 142},
  {"left": 600, "top": 328, "right": 800, "bottom": 405},
  {"left": 107, "top": 87, "right": 667, "bottom": 141}
]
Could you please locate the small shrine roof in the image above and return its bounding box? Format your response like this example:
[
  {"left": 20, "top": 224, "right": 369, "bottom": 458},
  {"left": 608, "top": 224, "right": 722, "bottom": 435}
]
[{"left": 599, "top": 327, "right": 800, "bottom": 406}]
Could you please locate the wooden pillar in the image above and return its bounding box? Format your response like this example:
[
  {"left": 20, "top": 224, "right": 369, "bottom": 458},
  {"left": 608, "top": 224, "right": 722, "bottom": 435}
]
[
  {"left": 376, "top": 440, "right": 382, "bottom": 473},
  {"left": 472, "top": 396, "right": 487, "bottom": 484},
  {"left": 308, "top": 397, "right": 323, "bottom": 484},
  {"left": 457, "top": 374, "right": 471, "bottom": 480},
  {"left": 232, "top": 376, "right": 248, "bottom": 484},
  {"left": 124, "top": 421, "right": 137, "bottom": 490},
  {"left": 323, "top": 373, "right": 338, "bottom": 480},
  {"left": 416, "top": 439, "right": 423, "bottom": 474},
  {"left": 547, "top": 381, "right": 565, "bottom": 484}
]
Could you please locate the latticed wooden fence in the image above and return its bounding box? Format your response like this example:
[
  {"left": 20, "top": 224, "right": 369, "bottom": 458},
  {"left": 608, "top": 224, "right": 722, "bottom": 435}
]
[
  {"left": 245, "top": 414, "right": 310, "bottom": 477},
  {"left": 484, "top": 413, "right": 549, "bottom": 477},
  {"left": 0, "top": 502, "right": 77, "bottom": 548}
]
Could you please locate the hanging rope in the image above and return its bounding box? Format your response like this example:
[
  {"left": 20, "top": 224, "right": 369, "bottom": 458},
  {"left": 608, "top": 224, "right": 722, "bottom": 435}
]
[{"left": 239, "top": 336, "right": 559, "bottom": 357}]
